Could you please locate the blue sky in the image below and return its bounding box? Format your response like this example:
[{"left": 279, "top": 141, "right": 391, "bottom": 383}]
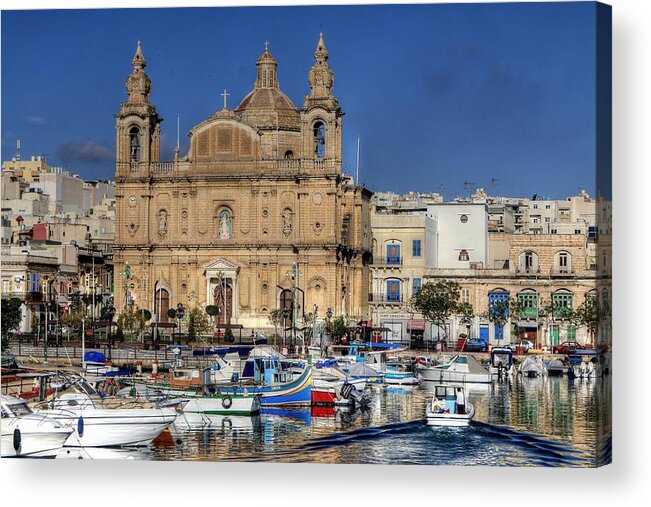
[{"left": 2, "top": 2, "right": 600, "bottom": 199}]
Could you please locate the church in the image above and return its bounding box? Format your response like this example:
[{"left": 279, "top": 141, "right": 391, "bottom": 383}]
[{"left": 113, "top": 34, "right": 373, "bottom": 332}]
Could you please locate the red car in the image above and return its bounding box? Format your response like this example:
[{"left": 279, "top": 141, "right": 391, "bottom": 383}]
[{"left": 552, "top": 341, "right": 584, "bottom": 354}]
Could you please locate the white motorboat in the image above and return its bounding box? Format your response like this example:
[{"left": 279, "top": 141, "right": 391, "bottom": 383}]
[
  {"left": 418, "top": 354, "right": 492, "bottom": 384},
  {"left": 163, "top": 389, "right": 261, "bottom": 416},
  {"left": 1, "top": 394, "right": 73, "bottom": 458},
  {"left": 489, "top": 348, "right": 514, "bottom": 379},
  {"left": 34, "top": 379, "right": 177, "bottom": 447},
  {"left": 545, "top": 358, "right": 570, "bottom": 376},
  {"left": 426, "top": 384, "right": 475, "bottom": 427},
  {"left": 518, "top": 355, "right": 545, "bottom": 377}
]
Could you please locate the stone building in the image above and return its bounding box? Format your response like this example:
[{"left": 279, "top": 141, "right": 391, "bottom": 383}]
[{"left": 113, "top": 37, "right": 372, "bottom": 331}]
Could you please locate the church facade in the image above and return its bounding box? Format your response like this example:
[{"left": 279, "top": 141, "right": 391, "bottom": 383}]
[{"left": 113, "top": 36, "right": 373, "bottom": 331}]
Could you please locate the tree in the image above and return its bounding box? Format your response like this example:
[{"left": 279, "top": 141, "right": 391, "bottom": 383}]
[
  {"left": 486, "top": 298, "right": 510, "bottom": 342},
  {"left": 326, "top": 315, "right": 349, "bottom": 344},
  {"left": 187, "top": 307, "right": 213, "bottom": 342},
  {"left": 409, "top": 280, "right": 462, "bottom": 340},
  {"left": 268, "top": 309, "right": 283, "bottom": 344},
  {"left": 117, "top": 306, "right": 149, "bottom": 342},
  {"left": 60, "top": 310, "right": 89, "bottom": 340},
  {"left": 1, "top": 298, "right": 23, "bottom": 348},
  {"left": 572, "top": 295, "right": 604, "bottom": 345}
]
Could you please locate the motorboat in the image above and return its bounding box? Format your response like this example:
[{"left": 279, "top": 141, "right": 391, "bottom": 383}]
[
  {"left": 425, "top": 384, "right": 475, "bottom": 427},
  {"left": 1, "top": 394, "right": 73, "bottom": 458},
  {"left": 161, "top": 387, "right": 261, "bottom": 416},
  {"left": 518, "top": 355, "right": 545, "bottom": 377},
  {"left": 34, "top": 378, "right": 177, "bottom": 447},
  {"left": 572, "top": 358, "right": 596, "bottom": 379},
  {"left": 489, "top": 348, "right": 514, "bottom": 379},
  {"left": 311, "top": 377, "right": 369, "bottom": 407},
  {"left": 545, "top": 358, "right": 570, "bottom": 376},
  {"left": 417, "top": 354, "right": 492, "bottom": 384}
]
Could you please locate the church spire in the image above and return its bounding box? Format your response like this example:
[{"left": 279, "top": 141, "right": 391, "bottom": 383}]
[
  {"left": 131, "top": 40, "right": 146, "bottom": 69},
  {"left": 304, "top": 32, "right": 337, "bottom": 109},
  {"left": 125, "top": 40, "right": 152, "bottom": 105},
  {"left": 254, "top": 41, "right": 279, "bottom": 90}
]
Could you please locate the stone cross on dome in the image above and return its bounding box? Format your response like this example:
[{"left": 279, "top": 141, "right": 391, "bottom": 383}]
[
  {"left": 264, "top": 40, "right": 270, "bottom": 52},
  {"left": 221, "top": 89, "right": 230, "bottom": 109}
]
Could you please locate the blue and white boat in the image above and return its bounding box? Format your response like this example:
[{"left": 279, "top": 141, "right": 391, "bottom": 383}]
[{"left": 222, "top": 352, "right": 312, "bottom": 406}]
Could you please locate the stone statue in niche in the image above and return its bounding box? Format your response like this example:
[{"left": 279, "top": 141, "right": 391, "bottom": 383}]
[
  {"left": 219, "top": 209, "right": 232, "bottom": 239},
  {"left": 282, "top": 209, "right": 292, "bottom": 236},
  {"left": 158, "top": 210, "right": 167, "bottom": 236}
]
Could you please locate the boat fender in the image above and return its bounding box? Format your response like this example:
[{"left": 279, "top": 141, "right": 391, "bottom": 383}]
[
  {"left": 78, "top": 415, "right": 85, "bottom": 438},
  {"left": 222, "top": 395, "right": 233, "bottom": 409},
  {"left": 13, "top": 428, "right": 21, "bottom": 453}
]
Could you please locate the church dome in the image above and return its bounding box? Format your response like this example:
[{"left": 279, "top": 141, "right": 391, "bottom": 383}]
[{"left": 234, "top": 44, "right": 300, "bottom": 130}]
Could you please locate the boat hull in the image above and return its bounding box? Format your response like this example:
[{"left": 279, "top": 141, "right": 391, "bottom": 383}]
[
  {"left": 38, "top": 408, "right": 177, "bottom": 447},
  {"left": 171, "top": 394, "right": 260, "bottom": 415},
  {"left": 418, "top": 368, "right": 491, "bottom": 384},
  {"left": 426, "top": 402, "right": 475, "bottom": 427},
  {"left": 1, "top": 417, "right": 73, "bottom": 458}
]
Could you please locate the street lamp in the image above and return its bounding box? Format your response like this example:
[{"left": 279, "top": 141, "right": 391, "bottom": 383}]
[
  {"left": 176, "top": 303, "right": 186, "bottom": 337},
  {"left": 106, "top": 304, "right": 116, "bottom": 360}
]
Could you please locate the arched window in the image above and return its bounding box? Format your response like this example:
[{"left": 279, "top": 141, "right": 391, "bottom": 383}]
[
  {"left": 218, "top": 209, "right": 232, "bottom": 239},
  {"left": 284, "top": 150, "right": 294, "bottom": 159},
  {"left": 129, "top": 127, "right": 141, "bottom": 162},
  {"left": 601, "top": 289, "right": 609, "bottom": 310},
  {"left": 458, "top": 249, "right": 470, "bottom": 262},
  {"left": 555, "top": 251, "right": 572, "bottom": 274},
  {"left": 552, "top": 289, "right": 574, "bottom": 318},
  {"left": 517, "top": 290, "right": 539, "bottom": 319},
  {"left": 385, "top": 242, "right": 401, "bottom": 265},
  {"left": 313, "top": 121, "right": 326, "bottom": 159},
  {"left": 386, "top": 279, "right": 401, "bottom": 302},
  {"left": 279, "top": 289, "right": 292, "bottom": 313},
  {"left": 519, "top": 251, "right": 539, "bottom": 274}
]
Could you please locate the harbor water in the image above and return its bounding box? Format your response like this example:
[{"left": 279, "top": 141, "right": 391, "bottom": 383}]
[{"left": 55, "top": 375, "right": 611, "bottom": 467}]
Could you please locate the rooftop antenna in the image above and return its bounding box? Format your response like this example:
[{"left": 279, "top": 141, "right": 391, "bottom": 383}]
[
  {"left": 490, "top": 177, "right": 499, "bottom": 188},
  {"left": 16, "top": 140, "right": 21, "bottom": 161},
  {"left": 356, "top": 136, "right": 360, "bottom": 186}
]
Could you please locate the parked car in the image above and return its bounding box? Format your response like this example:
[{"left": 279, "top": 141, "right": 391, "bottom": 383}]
[
  {"left": 506, "top": 339, "right": 534, "bottom": 352},
  {"left": 464, "top": 338, "right": 489, "bottom": 352},
  {"left": 552, "top": 341, "right": 584, "bottom": 354}
]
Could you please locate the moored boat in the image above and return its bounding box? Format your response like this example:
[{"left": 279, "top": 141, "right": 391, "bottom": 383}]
[
  {"left": 418, "top": 354, "right": 492, "bottom": 384},
  {"left": 489, "top": 348, "right": 514, "bottom": 379},
  {"left": 425, "top": 384, "right": 475, "bottom": 427},
  {"left": 1, "top": 394, "right": 73, "bottom": 458},
  {"left": 518, "top": 355, "right": 545, "bottom": 377}
]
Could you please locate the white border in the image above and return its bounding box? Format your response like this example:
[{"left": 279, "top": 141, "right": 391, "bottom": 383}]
[{"left": 1, "top": 0, "right": 649, "bottom": 505}]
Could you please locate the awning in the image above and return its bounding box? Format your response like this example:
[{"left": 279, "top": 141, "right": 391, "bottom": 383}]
[
  {"left": 407, "top": 319, "right": 426, "bottom": 330},
  {"left": 516, "top": 321, "right": 538, "bottom": 329}
]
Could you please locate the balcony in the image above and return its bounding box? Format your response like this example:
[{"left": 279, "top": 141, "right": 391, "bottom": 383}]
[
  {"left": 516, "top": 267, "right": 540, "bottom": 276},
  {"left": 369, "top": 293, "right": 404, "bottom": 304},
  {"left": 518, "top": 307, "right": 539, "bottom": 319}
]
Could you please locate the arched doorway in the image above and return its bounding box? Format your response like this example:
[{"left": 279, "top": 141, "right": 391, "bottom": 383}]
[
  {"left": 154, "top": 288, "right": 170, "bottom": 323},
  {"left": 214, "top": 282, "right": 233, "bottom": 325}
]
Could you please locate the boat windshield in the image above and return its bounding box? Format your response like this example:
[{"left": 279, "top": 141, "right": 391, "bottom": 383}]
[{"left": 5, "top": 401, "right": 33, "bottom": 417}]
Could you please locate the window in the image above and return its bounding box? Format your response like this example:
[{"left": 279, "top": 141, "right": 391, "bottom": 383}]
[
  {"left": 533, "top": 204, "right": 538, "bottom": 209},
  {"left": 575, "top": 229, "right": 582, "bottom": 234},
  {"left": 386, "top": 244, "right": 401, "bottom": 265},
  {"left": 558, "top": 252, "right": 569, "bottom": 271},
  {"left": 552, "top": 291, "right": 574, "bottom": 318},
  {"left": 551, "top": 229, "right": 557, "bottom": 234},
  {"left": 459, "top": 214, "right": 468, "bottom": 223},
  {"left": 602, "top": 289, "right": 609, "bottom": 310},
  {"left": 458, "top": 249, "right": 469, "bottom": 261},
  {"left": 386, "top": 280, "right": 401, "bottom": 302},
  {"left": 545, "top": 204, "right": 551, "bottom": 209},
  {"left": 284, "top": 150, "right": 294, "bottom": 159},
  {"left": 488, "top": 291, "right": 509, "bottom": 317},
  {"left": 412, "top": 278, "right": 422, "bottom": 296},
  {"left": 517, "top": 292, "right": 538, "bottom": 318},
  {"left": 545, "top": 217, "right": 551, "bottom": 223},
  {"left": 313, "top": 121, "right": 326, "bottom": 159},
  {"left": 461, "top": 288, "right": 471, "bottom": 304},
  {"left": 412, "top": 240, "right": 421, "bottom": 257}
]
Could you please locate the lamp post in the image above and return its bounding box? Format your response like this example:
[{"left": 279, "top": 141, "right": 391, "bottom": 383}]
[
  {"left": 176, "top": 303, "right": 186, "bottom": 338},
  {"left": 106, "top": 304, "right": 116, "bottom": 360}
]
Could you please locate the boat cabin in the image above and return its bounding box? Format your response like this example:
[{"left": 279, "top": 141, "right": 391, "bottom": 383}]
[
  {"left": 169, "top": 367, "right": 209, "bottom": 389},
  {"left": 490, "top": 348, "right": 513, "bottom": 369},
  {"left": 431, "top": 385, "right": 466, "bottom": 414}
]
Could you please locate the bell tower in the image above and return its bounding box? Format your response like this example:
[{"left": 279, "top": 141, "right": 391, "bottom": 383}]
[
  {"left": 115, "top": 41, "right": 162, "bottom": 177},
  {"left": 301, "top": 32, "right": 342, "bottom": 172}
]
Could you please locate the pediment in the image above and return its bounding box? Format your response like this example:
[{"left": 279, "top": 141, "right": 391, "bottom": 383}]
[{"left": 203, "top": 257, "right": 240, "bottom": 274}]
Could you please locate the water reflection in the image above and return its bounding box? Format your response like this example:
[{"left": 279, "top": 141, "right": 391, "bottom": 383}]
[{"left": 54, "top": 377, "right": 610, "bottom": 467}]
